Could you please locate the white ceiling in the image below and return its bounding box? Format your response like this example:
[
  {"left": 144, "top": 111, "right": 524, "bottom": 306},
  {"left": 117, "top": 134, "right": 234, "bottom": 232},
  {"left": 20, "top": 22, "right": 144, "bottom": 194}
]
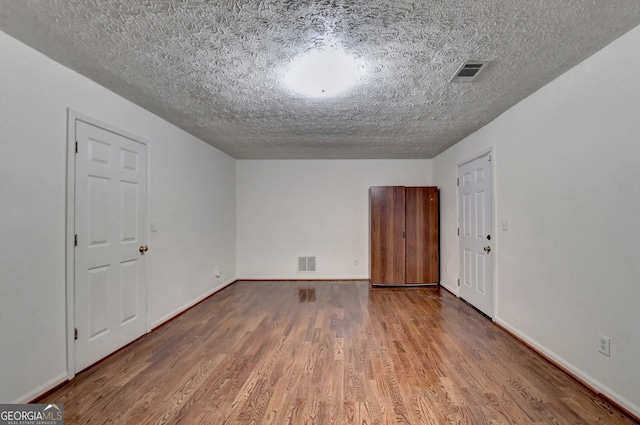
[{"left": 1, "top": 1, "right": 639, "bottom": 159}]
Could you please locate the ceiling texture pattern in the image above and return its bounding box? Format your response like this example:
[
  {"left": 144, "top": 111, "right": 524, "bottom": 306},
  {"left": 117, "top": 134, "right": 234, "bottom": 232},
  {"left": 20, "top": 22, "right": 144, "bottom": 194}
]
[{"left": 1, "top": 1, "right": 640, "bottom": 159}]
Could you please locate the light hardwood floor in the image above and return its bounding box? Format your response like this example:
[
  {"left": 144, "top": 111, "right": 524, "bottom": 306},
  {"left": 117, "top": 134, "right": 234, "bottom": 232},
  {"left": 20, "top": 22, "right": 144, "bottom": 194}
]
[{"left": 39, "top": 281, "right": 637, "bottom": 424}]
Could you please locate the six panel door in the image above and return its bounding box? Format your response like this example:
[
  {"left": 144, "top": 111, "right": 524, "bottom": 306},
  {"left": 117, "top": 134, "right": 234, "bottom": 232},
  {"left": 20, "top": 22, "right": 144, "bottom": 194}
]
[
  {"left": 74, "top": 120, "right": 148, "bottom": 372},
  {"left": 458, "top": 154, "right": 493, "bottom": 317}
]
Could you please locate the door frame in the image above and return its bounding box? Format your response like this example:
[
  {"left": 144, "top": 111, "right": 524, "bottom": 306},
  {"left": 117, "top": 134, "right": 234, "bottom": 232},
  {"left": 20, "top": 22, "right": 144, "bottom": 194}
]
[
  {"left": 65, "top": 109, "right": 150, "bottom": 378},
  {"left": 456, "top": 147, "right": 497, "bottom": 319}
]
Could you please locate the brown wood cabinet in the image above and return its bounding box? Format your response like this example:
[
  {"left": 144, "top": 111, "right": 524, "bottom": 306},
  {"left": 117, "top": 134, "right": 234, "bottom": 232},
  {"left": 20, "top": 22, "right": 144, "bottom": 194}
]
[{"left": 369, "top": 186, "right": 439, "bottom": 285}]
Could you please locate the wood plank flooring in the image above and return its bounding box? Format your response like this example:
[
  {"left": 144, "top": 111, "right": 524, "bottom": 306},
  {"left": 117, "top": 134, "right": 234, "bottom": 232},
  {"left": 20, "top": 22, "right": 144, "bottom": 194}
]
[{"left": 39, "top": 281, "right": 637, "bottom": 424}]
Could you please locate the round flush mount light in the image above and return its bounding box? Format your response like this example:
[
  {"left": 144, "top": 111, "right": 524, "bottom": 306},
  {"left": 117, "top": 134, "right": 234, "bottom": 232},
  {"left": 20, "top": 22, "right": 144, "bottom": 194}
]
[{"left": 283, "top": 46, "right": 367, "bottom": 98}]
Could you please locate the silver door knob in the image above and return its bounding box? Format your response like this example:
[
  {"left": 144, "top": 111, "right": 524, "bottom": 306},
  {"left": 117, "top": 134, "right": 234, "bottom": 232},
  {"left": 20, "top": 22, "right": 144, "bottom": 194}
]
[{"left": 139, "top": 245, "right": 149, "bottom": 255}]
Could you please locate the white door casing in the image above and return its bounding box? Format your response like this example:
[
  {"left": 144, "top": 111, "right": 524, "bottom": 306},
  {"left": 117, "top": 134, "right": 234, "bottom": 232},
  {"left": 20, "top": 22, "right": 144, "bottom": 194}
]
[
  {"left": 458, "top": 152, "right": 494, "bottom": 318},
  {"left": 74, "top": 119, "right": 148, "bottom": 372}
]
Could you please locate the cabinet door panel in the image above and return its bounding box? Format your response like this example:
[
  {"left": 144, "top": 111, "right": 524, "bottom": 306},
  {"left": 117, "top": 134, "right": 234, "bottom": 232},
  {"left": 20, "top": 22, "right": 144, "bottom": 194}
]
[
  {"left": 405, "top": 187, "right": 439, "bottom": 284},
  {"left": 370, "top": 186, "right": 405, "bottom": 284}
]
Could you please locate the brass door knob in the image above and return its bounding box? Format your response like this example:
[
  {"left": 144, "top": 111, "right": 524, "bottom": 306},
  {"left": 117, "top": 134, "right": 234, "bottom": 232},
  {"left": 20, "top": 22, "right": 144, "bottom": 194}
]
[
  {"left": 483, "top": 246, "right": 491, "bottom": 253},
  {"left": 139, "top": 245, "right": 149, "bottom": 255}
]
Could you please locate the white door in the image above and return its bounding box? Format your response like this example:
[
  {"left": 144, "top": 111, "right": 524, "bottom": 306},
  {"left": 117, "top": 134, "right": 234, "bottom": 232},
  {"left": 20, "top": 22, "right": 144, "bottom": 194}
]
[
  {"left": 458, "top": 153, "right": 493, "bottom": 317},
  {"left": 74, "top": 120, "right": 147, "bottom": 372}
]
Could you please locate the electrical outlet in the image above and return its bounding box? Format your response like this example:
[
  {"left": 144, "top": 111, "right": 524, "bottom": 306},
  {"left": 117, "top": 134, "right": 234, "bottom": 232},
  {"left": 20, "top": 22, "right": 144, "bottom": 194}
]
[{"left": 598, "top": 335, "right": 611, "bottom": 357}]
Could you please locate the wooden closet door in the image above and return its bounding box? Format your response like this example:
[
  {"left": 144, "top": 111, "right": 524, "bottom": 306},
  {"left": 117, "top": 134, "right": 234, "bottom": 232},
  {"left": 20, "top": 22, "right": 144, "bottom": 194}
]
[
  {"left": 370, "top": 186, "right": 405, "bottom": 284},
  {"left": 405, "top": 187, "right": 439, "bottom": 284}
]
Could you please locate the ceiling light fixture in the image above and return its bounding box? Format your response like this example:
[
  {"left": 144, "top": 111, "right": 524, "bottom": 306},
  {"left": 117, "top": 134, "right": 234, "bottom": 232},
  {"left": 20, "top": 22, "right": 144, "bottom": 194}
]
[{"left": 283, "top": 45, "right": 367, "bottom": 98}]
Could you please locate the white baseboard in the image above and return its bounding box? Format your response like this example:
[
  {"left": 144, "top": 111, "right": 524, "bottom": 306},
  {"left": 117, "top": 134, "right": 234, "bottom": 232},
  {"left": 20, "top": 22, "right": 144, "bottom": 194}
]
[
  {"left": 440, "top": 280, "right": 459, "bottom": 296},
  {"left": 235, "top": 275, "right": 370, "bottom": 281},
  {"left": 17, "top": 279, "right": 239, "bottom": 404},
  {"left": 149, "top": 277, "right": 237, "bottom": 329},
  {"left": 12, "top": 371, "right": 68, "bottom": 404},
  {"left": 494, "top": 318, "right": 640, "bottom": 420}
]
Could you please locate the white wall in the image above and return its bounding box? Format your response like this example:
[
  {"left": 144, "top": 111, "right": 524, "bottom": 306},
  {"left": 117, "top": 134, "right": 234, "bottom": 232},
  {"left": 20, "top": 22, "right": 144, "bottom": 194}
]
[
  {"left": 433, "top": 24, "right": 640, "bottom": 417},
  {"left": 0, "top": 31, "right": 236, "bottom": 403},
  {"left": 236, "top": 160, "right": 432, "bottom": 279}
]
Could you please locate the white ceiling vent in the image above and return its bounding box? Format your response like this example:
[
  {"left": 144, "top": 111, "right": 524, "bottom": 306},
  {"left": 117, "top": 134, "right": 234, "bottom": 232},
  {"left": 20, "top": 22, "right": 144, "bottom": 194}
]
[
  {"left": 298, "top": 256, "right": 316, "bottom": 272},
  {"left": 450, "top": 61, "right": 489, "bottom": 83}
]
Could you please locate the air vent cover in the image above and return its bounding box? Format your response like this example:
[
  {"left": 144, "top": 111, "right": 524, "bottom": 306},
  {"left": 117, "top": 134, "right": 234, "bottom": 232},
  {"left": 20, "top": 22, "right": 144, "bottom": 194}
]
[
  {"left": 451, "top": 61, "right": 489, "bottom": 83},
  {"left": 298, "top": 256, "right": 316, "bottom": 272}
]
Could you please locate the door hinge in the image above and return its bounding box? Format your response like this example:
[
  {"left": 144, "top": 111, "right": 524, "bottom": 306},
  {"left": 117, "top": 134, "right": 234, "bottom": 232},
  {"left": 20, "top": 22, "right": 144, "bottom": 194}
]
[
  {"left": 74, "top": 234, "right": 78, "bottom": 247},
  {"left": 74, "top": 328, "right": 78, "bottom": 340},
  {"left": 457, "top": 177, "right": 459, "bottom": 186},
  {"left": 75, "top": 141, "right": 78, "bottom": 154},
  {"left": 458, "top": 279, "right": 460, "bottom": 287},
  {"left": 402, "top": 231, "right": 406, "bottom": 239},
  {"left": 457, "top": 228, "right": 460, "bottom": 236}
]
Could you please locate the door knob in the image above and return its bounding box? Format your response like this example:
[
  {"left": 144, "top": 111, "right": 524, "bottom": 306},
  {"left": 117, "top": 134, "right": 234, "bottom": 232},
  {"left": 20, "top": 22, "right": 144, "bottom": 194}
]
[
  {"left": 139, "top": 245, "right": 149, "bottom": 255},
  {"left": 483, "top": 246, "right": 491, "bottom": 253}
]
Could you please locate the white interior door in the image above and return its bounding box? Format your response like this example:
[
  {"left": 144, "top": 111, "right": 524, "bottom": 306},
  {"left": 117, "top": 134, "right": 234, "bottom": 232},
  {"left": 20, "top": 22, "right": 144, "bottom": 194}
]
[
  {"left": 74, "top": 120, "right": 147, "bottom": 372},
  {"left": 458, "top": 153, "right": 494, "bottom": 317}
]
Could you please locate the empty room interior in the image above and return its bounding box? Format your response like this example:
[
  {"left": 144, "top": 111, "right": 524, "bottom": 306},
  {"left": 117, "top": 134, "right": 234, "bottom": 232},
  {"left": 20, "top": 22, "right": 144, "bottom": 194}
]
[{"left": 1, "top": 1, "right": 639, "bottom": 424}]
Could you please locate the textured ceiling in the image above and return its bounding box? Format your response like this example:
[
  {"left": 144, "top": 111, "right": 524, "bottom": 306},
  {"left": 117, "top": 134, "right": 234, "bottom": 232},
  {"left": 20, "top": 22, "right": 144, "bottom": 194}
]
[{"left": 1, "top": 1, "right": 640, "bottom": 159}]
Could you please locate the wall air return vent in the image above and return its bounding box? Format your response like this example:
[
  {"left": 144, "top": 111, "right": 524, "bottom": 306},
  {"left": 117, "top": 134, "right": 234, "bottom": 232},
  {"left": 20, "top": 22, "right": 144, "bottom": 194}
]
[
  {"left": 450, "top": 61, "right": 489, "bottom": 83},
  {"left": 298, "top": 256, "right": 316, "bottom": 272}
]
